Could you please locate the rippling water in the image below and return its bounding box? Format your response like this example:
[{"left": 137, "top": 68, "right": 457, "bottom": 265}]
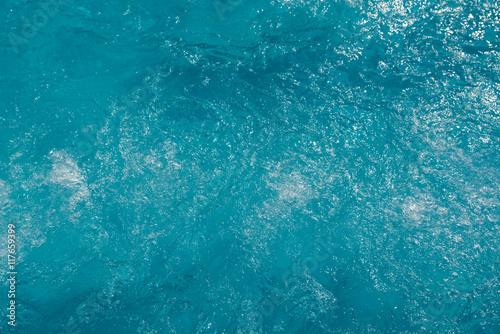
[{"left": 1, "top": 0, "right": 500, "bottom": 333}]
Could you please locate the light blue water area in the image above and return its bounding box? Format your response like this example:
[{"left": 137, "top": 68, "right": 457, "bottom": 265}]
[{"left": 1, "top": 0, "right": 500, "bottom": 333}]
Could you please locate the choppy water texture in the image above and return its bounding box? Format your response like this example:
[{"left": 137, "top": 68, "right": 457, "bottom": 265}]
[{"left": 1, "top": 0, "right": 500, "bottom": 333}]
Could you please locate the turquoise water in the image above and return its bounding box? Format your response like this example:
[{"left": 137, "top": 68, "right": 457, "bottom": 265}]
[{"left": 1, "top": 0, "right": 500, "bottom": 333}]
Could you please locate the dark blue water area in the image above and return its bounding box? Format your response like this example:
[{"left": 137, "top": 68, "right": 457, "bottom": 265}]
[{"left": 1, "top": 0, "right": 500, "bottom": 333}]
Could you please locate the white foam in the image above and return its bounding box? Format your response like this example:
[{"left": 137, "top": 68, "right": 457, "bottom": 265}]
[{"left": 47, "top": 150, "right": 90, "bottom": 209}]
